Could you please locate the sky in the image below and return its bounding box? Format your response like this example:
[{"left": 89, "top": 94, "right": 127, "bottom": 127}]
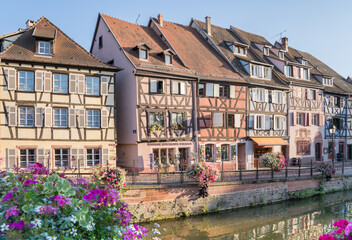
[{"left": 0, "top": 0, "right": 351, "bottom": 77}]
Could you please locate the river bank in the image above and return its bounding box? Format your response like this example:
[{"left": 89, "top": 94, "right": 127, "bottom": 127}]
[{"left": 122, "top": 174, "right": 352, "bottom": 222}]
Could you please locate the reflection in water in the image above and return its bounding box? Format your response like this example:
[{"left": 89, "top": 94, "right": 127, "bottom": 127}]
[{"left": 143, "top": 191, "right": 352, "bottom": 239}]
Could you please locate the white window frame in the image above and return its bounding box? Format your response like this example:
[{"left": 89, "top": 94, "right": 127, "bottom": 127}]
[
  {"left": 274, "top": 116, "right": 283, "bottom": 130},
  {"left": 38, "top": 41, "right": 51, "bottom": 55},
  {"left": 165, "top": 54, "right": 172, "bottom": 65},
  {"left": 171, "top": 112, "right": 183, "bottom": 125},
  {"left": 54, "top": 148, "right": 70, "bottom": 168},
  {"left": 221, "top": 144, "right": 230, "bottom": 161},
  {"left": 20, "top": 149, "right": 36, "bottom": 168},
  {"left": 86, "top": 77, "right": 100, "bottom": 95},
  {"left": 87, "top": 148, "right": 100, "bottom": 167},
  {"left": 274, "top": 91, "right": 282, "bottom": 104},
  {"left": 301, "top": 59, "right": 307, "bottom": 65},
  {"left": 297, "top": 113, "right": 304, "bottom": 126},
  {"left": 312, "top": 114, "right": 319, "bottom": 126},
  {"left": 53, "top": 108, "right": 68, "bottom": 128},
  {"left": 149, "top": 112, "right": 164, "bottom": 127},
  {"left": 140, "top": 49, "right": 148, "bottom": 60},
  {"left": 53, "top": 74, "right": 68, "bottom": 93},
  {"left": 256, "top": 89, "right": 265, "bottom": 102},
  {"left": 279, "top": 51, "right": 284, "bottom": 60},
  {"left": 285, "top": 66, "right": 293, "bottom": 77},
  {"left": 323, "top": 77, "right": 333, "bottom": 86},
  {"left": 303, "top": 68, "right": 309, "bottom": 80},
  {"left": 255, "top": 114, "right": 265, "bottom": 130},
  {"left": 19, "top": 106, "right": 35, "bottom": 127},
  {"left": 87, "top": 110, "right": 100, "bottom": 128},
  {"left": 263, "top": 47, "right": 269, "bottom": 56},
  {"left": 18, "top": 71, "right": 34, "bottom": 91}
]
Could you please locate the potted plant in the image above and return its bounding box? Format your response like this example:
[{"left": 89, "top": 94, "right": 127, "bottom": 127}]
[
  {"left": 315, "top": 161, "right": 335, "bottom": 181},
  {"left": 171, "top": 122, "right": 184, "bottom": 131},
  {"left": 150, "top": 123, "right": 163, "bottom": 133},
  {"left": 260, "top": 152, "right": 287, "bottom": 172}
]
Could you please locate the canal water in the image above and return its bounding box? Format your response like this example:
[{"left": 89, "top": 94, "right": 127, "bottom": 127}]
[{"left": 144, "top": 191, "right": 352, "bottom": 239}]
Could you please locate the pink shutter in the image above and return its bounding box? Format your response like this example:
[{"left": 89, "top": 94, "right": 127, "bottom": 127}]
[
  {"left": 319, "top": 113, "right": 324, "bottom": 126},
  {"left": 306, "top": 89, "right": 310, "bottom": 100},
  {"left": 315, "top": 90, "right": 319, "bottom": 101},
  {"left": 306, "top": 113, "right": 310, "bottom": 126}
]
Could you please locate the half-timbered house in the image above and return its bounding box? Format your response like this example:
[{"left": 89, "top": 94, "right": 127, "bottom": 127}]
[
  {"left": 0, "top": 17, "right": 119, "bottom": 171},
  {"left": 191, "top": 18, "right": 289, "bottom": 169},
  {"left": 149, "top": 15, "right": 247, "bottom": 171},
  {"left": 91, "top": 14, "right": 197, "bottom": 172}
]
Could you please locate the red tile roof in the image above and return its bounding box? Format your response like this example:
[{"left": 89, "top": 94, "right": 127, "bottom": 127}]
[
  {"left": 0, "top": 17, "right": 117, "bottom": 71},
  {"left": 100, "top": 14, "right": 195, "bottom": 77},
  {"left": 152, "top": 18, "right": 243, "bottom": 82}
]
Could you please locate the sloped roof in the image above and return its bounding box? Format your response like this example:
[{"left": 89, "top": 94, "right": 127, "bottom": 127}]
[
  {"left": 194, "top": 19, "right": 286, "bottom": 88},
  {"left": 153, "top": 18, "right": 243, "bottom": 82},
  {"left": 100, "top": 14, "right": 195, "bottom": 77},
  {"left": 0, "top": 17, "right": 118, "bottom": 71}
]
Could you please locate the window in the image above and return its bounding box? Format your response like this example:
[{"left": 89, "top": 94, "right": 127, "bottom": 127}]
[
  {"left": 234, "top": 46, "right": 246, "bottom": 55},
  {"left": 274, "top": 91, "right": 282, "bottom": 104},
  {"left": 86, "top": 77, "right": 100, "bottom": 95},
  {"left": 219, "top": 84, "right": 229, "bottom": 98},
  {"left": 279, "top": 51, "right": 284, "bottom": 60},
  {"left": 301, "top": 59, "right": 307, "bottom": 65},
  {"left": 198, "top": 83, "right": 205, "bottom": 96},
  {"left": 53, "top": 74, "right": 68, "bottom": 93},
  {"left": 310, "top": 90, "right": 316, "bottom": 100},
  {"left": 53, "top": 108, "right": 68, "bottom": 128},
  {"left": 140, "top": 49, "right": 148, "bottom": 60},
  {"left": 334, "top": 97, "right": 340, "bottom": 107},
  {"left": 323, "top": 77, "right": 333, "bottom": 86},
  {"left": 38, "top": 41, "right": 51, "bottom": 55},
  {"left": 297, "top": 141, "right": 310, "bottom": 155},
  {"left": 153, "top": 148, "right": 175, "bottom": 165},
  {"left": 171, "top": 81, "right": 185, "bottom": 95},
  {"left": 149, "top": 112, "right": 164, "bottom": 127},
  {"left": 296, "top": 113, "right": 304, "bottom": 126},
  {"left": 285, "top": 66, "right": 293, "bottom": 77},
  {"left": 165, "top": 54, "right": 172, "bottom": 65},
  {"left": 150, "top": 79, "right": 164, "bottom": 94},
  {"left": 256, "top": 89, "right": 265, "bottom": 102},
  {"left": 221, "top": 145, "right": 229, "bottom": 161},
  {"left": 171, "top": 112, "right": 184, "bottom": 129},
  {"left": 19, "top": 107, "right": 34, "bottom": 127},
  {"left": 274, "top": 116, "right": 284, "bottom": 130},
  {"left": 87, "top": 110, "right": 100, "bottom": 128},
  {"left": 213, "top": 113, "right": 224, "bottom": 127},
  {"left": 87, "top": 148, "right": 100, "bottom": 167},
  {"left": 303, "top": 69, "right": 309, "bottom": 80},
  {"left": 255, "top": 115, "right": 264, "bottom": 130},
  {"left": 312, "top": 114, "right": 319, "bottom": 126},
  {"left": 18, "top": 71, "right": 34, "bottom": 91},
  {"left": 264, "top": 67, "right": 271, "bottom": 79},
  {"left": 205, "top": 144, "right": 214, "bottom": 162},
  {"left": 20, "top": 149, "right": 35, "bottom": 168},
  {"left": 263, "top": 47, "right": 269, "bottom": 56},
  {"left": 54, "top": 149, "right": 69, "bottom": 168},
  {"left": 206, "top": 83, "right": 214, "bottom": 97},
  {"left": 251, "top": 64, "right": 262, "bottom": 78},
  {"left": 98, "top": 36, "right": 103, "bottom": 49},
  {"left": 227, "top": 114, "right": 234, "bottom": 128},
  {"left": 333, "top": 117, "right": 343, "bottom": 130}
]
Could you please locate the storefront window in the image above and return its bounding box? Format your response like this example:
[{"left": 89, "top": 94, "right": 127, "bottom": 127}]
[
  {"left": 160, "top": 149, "right": 167, "bottom": 164},
  {"left": 221, "top": 145, "right": 229, "bottom": 161},
  {"left": 153, "top": 149, "right": 159, "bottom": 165},
  {"left": 153, "top": 148, "right": 176, "bottom": 165},
  {"left": 205, "top": 144, "right": 214, "bottom": 162},
  {"left": 168, "top": 149, "right": 175, "bottom": 164}
]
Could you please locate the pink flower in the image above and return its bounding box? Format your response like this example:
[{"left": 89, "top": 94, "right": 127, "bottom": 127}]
[
  {"left": 334, "top": 219, "right": 349, "bottom": 229},
  {"left": 23, "top": 179, "right": 37, "bottom": 185},
  {"left": 319, "top": 234, "right": 337, "bottom": 240},
  {"left": 345, "top": 222, "right": 352, "bottom": 236},
  {"left": 2, "top": 192, "right": 13, "bottom": 202},
  {"left": 5, "top": 206, "right": 21, "bottom": 219}
]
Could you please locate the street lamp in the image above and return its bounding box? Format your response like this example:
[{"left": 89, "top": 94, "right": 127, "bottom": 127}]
[{"left": 329, "top": 125, "right": 337, "bottom": 162}]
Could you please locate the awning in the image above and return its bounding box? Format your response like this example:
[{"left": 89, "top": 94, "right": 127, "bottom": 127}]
[{"left": 251, "top": 137, "right": 288, "bottom": 146}]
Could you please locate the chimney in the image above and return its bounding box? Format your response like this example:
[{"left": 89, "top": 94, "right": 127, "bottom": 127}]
[
  {"left": 158, "top": 14, "right": 164, "bottom": 27},
  {"left": 25, "top": 19, "right": 35, "bottom": 29},
  {"left": 281, "top": 37, "right": 288, "bottom": 50},
  {"left": 205, "top": 16, "right": 211, "bottom": 36}
]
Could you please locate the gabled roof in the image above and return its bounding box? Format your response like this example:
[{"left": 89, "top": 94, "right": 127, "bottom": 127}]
[
  {"left": 194, "top": 19, "right": 286, "bottom": 88},
  {"left": 152, "top": 18, "right": 243, "bottom": 82},
  {"left": 98, "top": 13, "right": 194, "bottom": 77},
  {"left": 0, "top": 17, "right": 118, "bottom": 71}
]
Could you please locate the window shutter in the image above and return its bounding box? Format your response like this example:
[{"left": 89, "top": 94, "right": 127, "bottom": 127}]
[
  {"left": 272, "top": 91, "right": 277, "bottom": 104},
  {"left": 6, "top": 148, "right": 17, "bottom": 169},
  {"left": 319, "top": 114, "right": 324, "bottom": 126},
  {"left": 69, "top": 74, "right": 77, "bottom": 93},
  {"left": 330, "top": 96, "right": 334, "bottom": 107},
  {"left": 171, "top": 81, "right": 178, "bottom": 94},
  {"left": 43, "top": 72, "right": 52, "bottom": 92},
  {"left": 306, "top": 89, "right": 310, "bottom": 99},
  {"left": 35, "top": 107, "right": 43, "bottom": 127},
  {"left": 350, "top": 120, "right": 352, "bottom": 130},
  {"left": 234, "top": 114, "right": 241, "bottom": 128},
  {"left": 101, "top": 109, "right": 109, "bottom": 128},
  {"left": 69, "top": 108, "right": 76, "bottom": 128},
  {"left": 37, "top": 149, "right": 45, "bottom": 164},
  {"left": 7, "top": 106, "right": 17, "bottom": 126},
  {"left": 71, "top": 148, "right": 78, "bottom": 169},
  {"left": 230, "top": 85, "right": 235, "bottom": 98},
  {"left": 282, "top": 92, "right": 286, "bottom": 104},
  {"left": 248, "top": 115, "right": 254, "bottom": 129},
  {"left": 282, "top": 116, "right": 287, "bottom": 130},
  {"left": 150, "top": 80, "right": 157, "bottom": 93},
  {"left": 180, "top": 82, "right": 186, "bottom": 95},
  {"left": 315, "top": 90, "right": 319, "bottom": 100},
  {"left": 340, "top": 98, "right": 345, "bottom": 108},
  {"left": 213, "top": 113, "right": 223, "bottom": 127},
  {"left": 264, "top": 90, "right": 269, "bottom": 102},
  {"left": 44, "top": 107, "right": 52, "bottom": 127},
  {"left": 214, "top": 84, "right": 220, "bottom": 97},
  {"left": 35, "top": 71, "right": 44, "bottom": 92},
  {"left": 265, "top": 115, "right": 271, "bottom": 130},
  {"left": 101, "top": 76, "right": 109, "bottom": 96},
  {"left": 306, "top": 113, "right": 310, "bottom": 126},
  {"left": 78, "top": 149, "right": 85, "bottom": 168},
  {"left": 252, "top": 89, "right": 257, "bottom": 101},
  {"left": 78, "top": 109, "right": 85, "bottom": 128},
  {"left": 4, "top": 68, "right": 16, "bottom": 90},
  {"left": 102, "top": 148, "right": 109, "bottom": 166},
  {"left": 291, "top": 112, "right": 296, "bottom": 126},
  {"left": 77, "top": 74, "right": 85, "bottom": 94}
]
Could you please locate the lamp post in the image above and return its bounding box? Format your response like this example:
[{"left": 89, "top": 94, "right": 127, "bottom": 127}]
[{"left": 329, "top": 125, "right": 336, "bottom": 163}]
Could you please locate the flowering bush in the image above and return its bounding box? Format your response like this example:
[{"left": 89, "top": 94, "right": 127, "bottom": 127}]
[
  {"left": 315, "top": 161, "right": 336, "bottom": 177},
  {"left": 0, "top": 163, "right": 162, "bottom": 240},
  {"left": 92, "top": 164, "right": 126, "bottom": 190},
  {"left": 186, "top": 162, "right": 219, "bottom": 198},
  {"left": 319, "top": 219, "right": 352, "bottom": 239},
  {"left": 260, "top": 152, "right": 286, "bottom": 172}
]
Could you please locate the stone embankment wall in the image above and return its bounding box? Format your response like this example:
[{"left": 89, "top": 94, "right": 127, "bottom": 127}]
[{"left": 121, "top": 175, "right": 352, "bottom": 222}]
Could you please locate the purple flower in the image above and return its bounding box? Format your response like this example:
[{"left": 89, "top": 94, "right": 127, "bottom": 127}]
[
  {"left": 5, "top": 206, "right": 21, "bottom": 219},
  {"left": 345, "top": 222, "right": 352, "bottom": 236},
  {"left": 39, "top": 205, "right": 57, "bottom": 215},
  {"left": 23, "top": 179, "right": 37, "bottom": 185},
  {"left": 49, "top": 195, "right": 71, "bottom": 207},
  {"left": 2, "top": 192, "right": 13, "bottom": 202},
  {"left": 83, "top": 194, "right": 94, "bottom": 201},
  {"left": 12, "top": 188, "right": 18, "bottom": 192},
  {"left": 8, "top": 220, "right": 25, "bottom": 230}
]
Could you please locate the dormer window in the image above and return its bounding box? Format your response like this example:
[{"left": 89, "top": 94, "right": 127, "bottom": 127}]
[
  {"left": 250, "top": 64, "right": 271, "bottom": 80},
  {"left": 301, "top": 59, "right": 307, "bottom": 65},
  {"left": 234, "top": 46, "right": 246, "bottom": 55},
  {"left": 165, "top": 54, "right": 172, "bottom": 65},
  {"left": 279, "top": 51, "right": 284, "bottom": 60},
  {"left": 323, "top": 77, "right": 333, "bottom": 86},
  {"left": 263, "top": 47, "right": 269, "bottom": 56},
  {"left": 159, "top": 48, "right": 175, "bottom": 65},
  {"left": 38, "top": 41, "right": 51, "bottom": 55},
  {"left": 140, "top": 49, "right": 148, "bottom": 60},
  {"left": 134, "top": 42, "right": 152, "bottom": 61},
  {"left": 227, "top": 42, "right": 248, "bottom": 56}
]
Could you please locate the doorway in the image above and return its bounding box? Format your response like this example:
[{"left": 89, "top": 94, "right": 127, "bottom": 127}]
[
  {"left": 237, "top": 143, "right": 246, "bottom": 170},
  {"left": 315, "top": 143, "right": 321, "bottom": 161},
  {"left": 179, "top": 148, "right": 188, "bottom": 171}
]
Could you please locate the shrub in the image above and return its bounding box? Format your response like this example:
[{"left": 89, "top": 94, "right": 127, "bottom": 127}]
[
  {"left": 260, "top": 152, "right": 286, "bottom": 172},
  {"left": 92, "top": 165, "right": 126, "bottom": 190},
  {"left": 315, "top": 162, "right": 336, "bottom": 177}
]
